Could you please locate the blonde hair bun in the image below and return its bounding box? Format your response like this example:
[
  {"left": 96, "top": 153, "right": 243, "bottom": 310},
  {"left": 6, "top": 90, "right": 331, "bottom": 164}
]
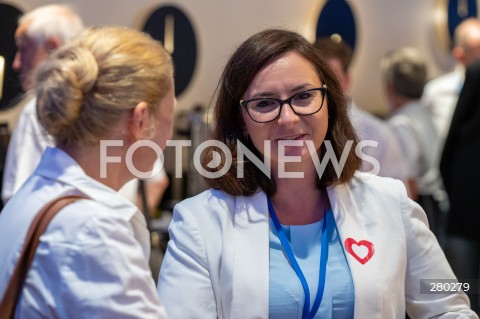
[
  {"left": 34, "top": 26, "right": 173, "bottom": 147},
  {"left": 35, "top": 45, "right": 99, "bottom": 139}
]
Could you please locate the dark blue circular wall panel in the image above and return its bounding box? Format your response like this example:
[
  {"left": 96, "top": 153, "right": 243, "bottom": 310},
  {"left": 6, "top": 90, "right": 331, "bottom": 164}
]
[
  {"left": 316, "top": 0, "right": 357, "bottom": 52},
  {"left": 447, "top": 0, "right": 477, "bottom": 41},
  {"left": 0, "top": 3, "right": 23, "bottom": 109},
  {"left": 143, "top": 6, "right": 197, "bottom": 97}
]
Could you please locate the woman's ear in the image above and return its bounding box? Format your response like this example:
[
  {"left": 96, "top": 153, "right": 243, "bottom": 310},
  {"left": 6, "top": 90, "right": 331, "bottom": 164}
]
[{"left": 130, "top": 101, "right": 150, "bottom": 140}]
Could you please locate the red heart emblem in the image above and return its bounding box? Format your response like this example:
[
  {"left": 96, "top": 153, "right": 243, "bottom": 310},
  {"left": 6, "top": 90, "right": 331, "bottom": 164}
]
[{"left": 344, "top": 238, "right": 374, "bottom": 264}]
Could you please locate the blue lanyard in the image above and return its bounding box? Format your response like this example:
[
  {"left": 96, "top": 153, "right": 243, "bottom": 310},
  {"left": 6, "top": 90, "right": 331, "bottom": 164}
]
[{"left": 267, "top": 197, "right": 329, "bottom": 319}]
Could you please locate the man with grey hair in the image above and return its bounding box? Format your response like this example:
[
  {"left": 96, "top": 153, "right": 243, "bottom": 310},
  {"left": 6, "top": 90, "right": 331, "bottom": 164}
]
[
  {"left": 12, "top": 4, "right": 84, "bottom": 92},
  {"left": 2, "top": 4, "right": 85, "bottom": 203},
  {"left": 422, "top": 18, "right": 480, "bottom": 139},
  {"left": 382, "top": 47, "right": 446, "bottom": 246}
]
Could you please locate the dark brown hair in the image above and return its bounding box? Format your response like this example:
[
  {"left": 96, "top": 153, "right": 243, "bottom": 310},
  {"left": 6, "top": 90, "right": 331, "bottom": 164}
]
[{"left": 202, "top": 28, "right": 361, "bottom": 196}]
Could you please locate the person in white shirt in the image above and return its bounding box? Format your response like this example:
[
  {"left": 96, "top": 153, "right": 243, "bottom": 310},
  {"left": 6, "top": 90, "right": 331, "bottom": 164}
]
[
  {"left": 0, "top": 26, "right": 175, "bottom": 318},
  {"left": 381, "top": 47, "right": 446, "bottom": 245},
  {"left": 2, "top": 4, "right": 84, "bottom": 204},
  {"left": 422, "top": 18, "right": 480, "bottom": 139},
  {"left": 313, "top": 38, "right": 409, "bottom": 185}
]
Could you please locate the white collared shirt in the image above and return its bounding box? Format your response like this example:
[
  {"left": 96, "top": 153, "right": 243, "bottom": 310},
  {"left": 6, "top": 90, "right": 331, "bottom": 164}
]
[
  {"left": 1, "top": 96, "right": 54, "bottom": 203},
  {"left": 421, "top": 66, "right": 465, "bottom": 139},
  {"left": 0, "top": 147, "right": 166, "bottom": 318},
  {"left": 348, "top": 101, "right": 409, "bottom": 183},
  {"left": 388, "top": 100, "right": 443, "bottom": 195}
]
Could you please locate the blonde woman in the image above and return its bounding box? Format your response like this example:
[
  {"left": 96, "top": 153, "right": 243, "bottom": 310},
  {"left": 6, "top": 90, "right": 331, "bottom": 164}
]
[{"left": 0, "top": 26, "right": 174, "bottom": 318}]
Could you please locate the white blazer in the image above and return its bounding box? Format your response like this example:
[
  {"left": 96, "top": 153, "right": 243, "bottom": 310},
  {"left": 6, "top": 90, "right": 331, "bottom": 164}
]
[{"left": 158, "top": 172, "right": 476, "bottom": 319}]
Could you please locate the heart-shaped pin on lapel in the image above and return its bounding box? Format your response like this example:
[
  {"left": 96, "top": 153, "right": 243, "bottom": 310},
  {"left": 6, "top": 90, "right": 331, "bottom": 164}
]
[{"left": 344, "top": 238, "right": 374, "bottom": 264}]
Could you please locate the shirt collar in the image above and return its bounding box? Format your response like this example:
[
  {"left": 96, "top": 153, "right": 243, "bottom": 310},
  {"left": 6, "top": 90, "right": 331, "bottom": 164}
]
[{"left": 35, "top": 147, "right": 140, "bottom": 221}]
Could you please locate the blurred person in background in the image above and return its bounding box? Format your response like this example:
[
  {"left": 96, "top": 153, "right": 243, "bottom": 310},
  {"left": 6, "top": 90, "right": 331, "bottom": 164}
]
[
  {"left": 440, "top": 58, "right": 480, "bottom": 313},
  {"left": 422, "top": 18, "right": 480, "bottom": 139},
  {"left": 381, "top": 47, "right": 446, "bottom": 247},
  {"left": 2, "top": 4, "right": 84, "bottom": 204}
]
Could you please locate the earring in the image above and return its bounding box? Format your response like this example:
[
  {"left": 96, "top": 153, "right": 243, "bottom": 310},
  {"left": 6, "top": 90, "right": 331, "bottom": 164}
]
[{"left": 243, "top": 131, "right": 249, "bottom": 140}]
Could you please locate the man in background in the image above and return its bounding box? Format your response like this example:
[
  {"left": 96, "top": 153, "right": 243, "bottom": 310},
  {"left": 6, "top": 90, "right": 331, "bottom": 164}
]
[
  {"left": 422, "top": 18, "right": 480, "bottom": 139},
  {"left": 381, "top": 47, "right": 446, "bottom": 246},
  {"left": 440, "top": 58, "right": 480, "bottom": 313},
  {"left": 2, "top": 4, "right": 85, "bottom": 203}
]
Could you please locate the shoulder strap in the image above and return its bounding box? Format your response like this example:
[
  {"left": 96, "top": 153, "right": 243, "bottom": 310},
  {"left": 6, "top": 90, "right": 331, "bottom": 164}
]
[{"left": 0, "top": 195, "right": 88, "bottom": 319}]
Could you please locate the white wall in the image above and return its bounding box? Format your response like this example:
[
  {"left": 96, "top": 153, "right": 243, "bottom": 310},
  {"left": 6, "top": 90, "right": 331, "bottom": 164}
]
[{"left": 4, "top": 0, "right": 459, "bottom": 116}]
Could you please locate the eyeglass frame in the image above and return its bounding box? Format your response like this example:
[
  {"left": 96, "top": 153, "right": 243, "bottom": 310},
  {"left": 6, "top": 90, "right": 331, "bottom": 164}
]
[{"left": 240, "top": 84, "right": 328, "bottom": 123}]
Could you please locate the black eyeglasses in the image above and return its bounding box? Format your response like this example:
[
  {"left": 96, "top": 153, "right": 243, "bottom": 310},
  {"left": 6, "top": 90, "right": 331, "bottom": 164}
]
[{"left": 240, "top": 85, "right": 327, "bottom": 123}]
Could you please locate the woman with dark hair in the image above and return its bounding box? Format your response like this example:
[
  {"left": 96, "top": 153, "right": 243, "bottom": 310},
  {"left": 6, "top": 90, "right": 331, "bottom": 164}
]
[{"left": 158, "top": 29, "right": 476, "bottom": 319}]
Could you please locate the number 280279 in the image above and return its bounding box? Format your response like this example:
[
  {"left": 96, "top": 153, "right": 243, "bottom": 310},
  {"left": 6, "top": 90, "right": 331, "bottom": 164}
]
[{"left": 420, "top": 279, "right": 475, "bottom": 294}]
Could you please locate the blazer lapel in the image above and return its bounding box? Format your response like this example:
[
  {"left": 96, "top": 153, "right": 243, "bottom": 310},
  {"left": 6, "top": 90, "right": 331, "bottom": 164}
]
[
  {"left": 231, "top": 191, "right": 270, "bottom": 319},
  {"left": 227, "top": 185, "right": 384, "bottom": 318},
  {"left": 328, "top": 183, "right": 383, "bottom": 319}
]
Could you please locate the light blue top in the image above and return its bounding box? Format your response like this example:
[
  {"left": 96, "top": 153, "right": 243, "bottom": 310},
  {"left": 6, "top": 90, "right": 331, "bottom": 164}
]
[{"left": 269, "top": 209, "right": 355, "bottom": 319}]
